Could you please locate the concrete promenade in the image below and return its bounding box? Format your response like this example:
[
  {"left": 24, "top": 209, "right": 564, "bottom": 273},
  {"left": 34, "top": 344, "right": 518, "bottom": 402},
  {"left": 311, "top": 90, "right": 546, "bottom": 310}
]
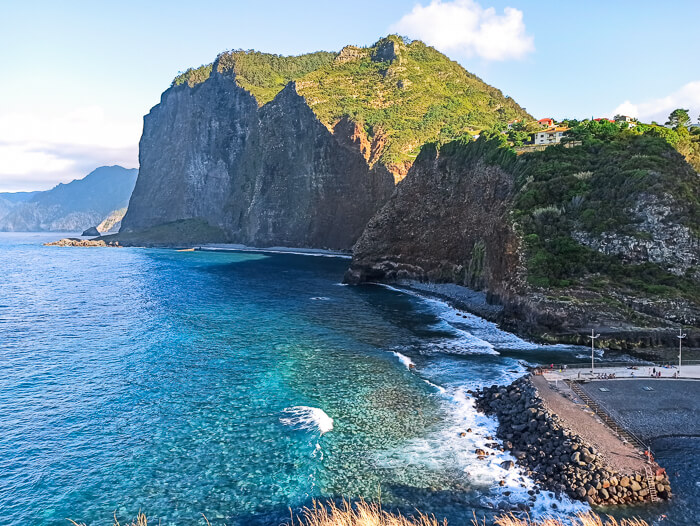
[
  {"left": 540, "top": 364, "right": 700, "bottom": 382},
  {"left": 577, "top": 379, "right": 700, "bottom": 441}
]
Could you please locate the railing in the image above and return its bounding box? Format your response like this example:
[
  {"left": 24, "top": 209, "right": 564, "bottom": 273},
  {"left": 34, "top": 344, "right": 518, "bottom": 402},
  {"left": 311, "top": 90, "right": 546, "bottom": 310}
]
[
  {"left": 536, "top": 359, "right": 700, "bottom": 371},
  {"left": 566, "top": 380, "right": 651, "bottom": 454}
]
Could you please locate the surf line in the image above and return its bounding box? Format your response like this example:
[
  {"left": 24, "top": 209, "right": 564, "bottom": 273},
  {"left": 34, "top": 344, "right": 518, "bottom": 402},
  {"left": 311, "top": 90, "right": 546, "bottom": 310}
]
[{"left": 280, "top": 406, "right": 334, "bottom": 435}]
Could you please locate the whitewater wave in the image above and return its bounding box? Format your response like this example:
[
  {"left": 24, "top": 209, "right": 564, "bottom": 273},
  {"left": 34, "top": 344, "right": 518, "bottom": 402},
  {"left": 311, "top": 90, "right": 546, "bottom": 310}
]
[
  {"left": 392, "top": 351, "right": 415, "bottom": 369},
  {"left": 280, "top": 406, "right": 334, "bottom": 435},
  {"left": 374, "top": 382, "right": 588, "bottom": 519},
  {"left": 376, "top": 283, "right": 585, "bottom": 355}
]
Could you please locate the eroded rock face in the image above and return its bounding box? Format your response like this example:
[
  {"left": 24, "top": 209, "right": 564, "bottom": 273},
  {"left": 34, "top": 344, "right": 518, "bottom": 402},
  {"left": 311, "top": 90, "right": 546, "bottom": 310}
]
[
  {"left": 572, "top": 194, "right": 699, "bottom": 277},
  {"left": 346, "top": 145, "right": 523, "bottom": 304},
  {"left": 121, "top": 72, "right": 395, "bottom": 250}
]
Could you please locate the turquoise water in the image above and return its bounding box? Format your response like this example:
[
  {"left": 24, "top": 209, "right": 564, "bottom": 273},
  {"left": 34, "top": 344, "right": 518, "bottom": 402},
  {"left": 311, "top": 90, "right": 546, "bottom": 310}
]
[{"left": 0, "top": 233, "right": 691, "bottom": 525}]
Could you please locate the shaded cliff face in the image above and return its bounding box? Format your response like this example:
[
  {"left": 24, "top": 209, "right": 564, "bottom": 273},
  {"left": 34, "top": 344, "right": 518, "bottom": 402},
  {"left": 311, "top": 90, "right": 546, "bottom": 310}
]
[
  {"left": 122, "top": 72, "right": 395, "bottom": 249},
  {"left": 347, "top": 137, "right": 699, "bottom": 349},
  {"left": 346, "top": 142, "right": 522, "bottom": 302}
]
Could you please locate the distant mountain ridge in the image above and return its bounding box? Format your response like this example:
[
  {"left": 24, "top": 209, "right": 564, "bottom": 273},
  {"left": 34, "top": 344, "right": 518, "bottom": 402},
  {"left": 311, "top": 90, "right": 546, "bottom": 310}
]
[{"left": 0, "top": 166, "right": 138, "bottom": 232}]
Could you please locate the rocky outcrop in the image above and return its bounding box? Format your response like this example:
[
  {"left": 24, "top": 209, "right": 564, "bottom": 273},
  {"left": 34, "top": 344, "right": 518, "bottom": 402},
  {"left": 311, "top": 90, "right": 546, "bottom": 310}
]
[
  {"left": 122, "top": 71, "right": 395, "bottom": 250},
  {"left": 475, "top": 377, "right": 672, "bottom": 506},
  {"left": 572, "top": 194, "right": 699, "bottom": 278},
  {"left": 45, "top": 238, "right": 120, "bottom": 247},
  {"left": 345, "top": 142, "right": 522, "bottom": 307},
  {"left": 81, "top": 226, "right": 100, "bottom": 237},
  {"left": 346, "top": 137, "right": 700, "bottom": 349}
]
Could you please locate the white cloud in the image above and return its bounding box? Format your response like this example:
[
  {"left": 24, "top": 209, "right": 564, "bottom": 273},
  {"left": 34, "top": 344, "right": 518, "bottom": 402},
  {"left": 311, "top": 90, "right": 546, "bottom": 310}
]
[
  {"left": 390, "top": 0, "right": 534, "bottom": 61},
  {"left": 613, "top": 81, "right": 700, "bottom": 124},
  {"left": 0, "top": 106, "right": 140, "bottom": 192}
]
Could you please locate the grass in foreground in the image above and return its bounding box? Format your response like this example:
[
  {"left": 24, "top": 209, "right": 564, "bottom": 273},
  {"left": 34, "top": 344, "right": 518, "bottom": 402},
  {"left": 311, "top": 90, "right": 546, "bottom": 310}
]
[{"left": 69, "top": 500, "right": 649, "bottom": 526}]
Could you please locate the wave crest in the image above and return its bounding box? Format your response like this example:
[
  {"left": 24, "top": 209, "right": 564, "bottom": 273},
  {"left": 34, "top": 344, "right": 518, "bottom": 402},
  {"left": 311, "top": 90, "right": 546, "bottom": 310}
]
[{"left": 280, "top": 406, "right": 334, "bottom": 435}]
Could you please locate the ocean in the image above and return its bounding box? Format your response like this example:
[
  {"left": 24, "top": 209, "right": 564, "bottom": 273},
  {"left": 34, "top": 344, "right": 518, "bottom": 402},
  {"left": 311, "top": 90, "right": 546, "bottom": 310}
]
[{"left": 0, "top": 233, "right": 694, "bottom": 525}]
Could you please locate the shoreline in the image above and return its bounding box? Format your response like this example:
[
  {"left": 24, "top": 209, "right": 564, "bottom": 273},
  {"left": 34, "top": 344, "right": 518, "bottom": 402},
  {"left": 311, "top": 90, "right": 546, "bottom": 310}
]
[
  {"left": 379, "top": 279, "right": 699, "bottom": 357},
  {"left": 196, "top": 243, "right": 352, "bottom": 258},
  {"left": 474, "top": 375, "right": 672, "bottom": 507}
]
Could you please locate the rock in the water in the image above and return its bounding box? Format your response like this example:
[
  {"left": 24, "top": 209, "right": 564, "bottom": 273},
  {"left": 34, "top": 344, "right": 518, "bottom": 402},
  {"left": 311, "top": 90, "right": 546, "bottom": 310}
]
[{"left": 81, "top": 226, "right": 100, "bottom": 237}]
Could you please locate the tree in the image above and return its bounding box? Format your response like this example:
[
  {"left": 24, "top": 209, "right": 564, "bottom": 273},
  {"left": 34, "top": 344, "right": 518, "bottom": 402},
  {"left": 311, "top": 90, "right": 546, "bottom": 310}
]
[{"left": 666, "top": 108, "right": 691, "bottom": 129}]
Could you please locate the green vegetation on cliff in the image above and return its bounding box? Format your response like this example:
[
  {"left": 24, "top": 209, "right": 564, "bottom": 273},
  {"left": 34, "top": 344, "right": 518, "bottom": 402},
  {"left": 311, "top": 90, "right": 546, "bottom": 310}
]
[
  {"left": 172, "top": 36, "right": 530, "bottom": 170},
  {"left": 296, "top": 36, "right": 529, "bottom": 166},
  {"left": 508, "top": 123, "right": 700, "bottom": 303}
]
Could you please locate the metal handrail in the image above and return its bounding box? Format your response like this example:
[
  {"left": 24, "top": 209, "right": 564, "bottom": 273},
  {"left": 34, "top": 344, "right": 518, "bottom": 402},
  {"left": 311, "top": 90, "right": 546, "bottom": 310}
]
[
  {"left": 536, "top": 359, "right": 700, "bottom": 370},
  {"left": 566, "top": 380, "right": 651, "bottom": 454}
]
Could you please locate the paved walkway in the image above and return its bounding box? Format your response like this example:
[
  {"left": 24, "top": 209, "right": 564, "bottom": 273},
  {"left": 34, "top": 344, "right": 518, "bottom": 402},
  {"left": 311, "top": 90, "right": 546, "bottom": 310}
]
[
  {"left": 540, "top": 364, "right": 700, "bottom": 383},
  {"left": 531, "top": 375, "right": 648, "bottom": 474},
  {"left": 578, "top": 379, "right": 700, "bottom": 441}
]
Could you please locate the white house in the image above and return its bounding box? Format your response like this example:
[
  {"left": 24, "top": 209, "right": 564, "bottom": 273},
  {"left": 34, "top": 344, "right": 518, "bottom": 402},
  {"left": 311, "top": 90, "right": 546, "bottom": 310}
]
[
  {"left": 534, "top": 126, "right": 569, "bottom": 145},
  {"left": 615, "top": 115, "right": 637, "bottom": 128}
]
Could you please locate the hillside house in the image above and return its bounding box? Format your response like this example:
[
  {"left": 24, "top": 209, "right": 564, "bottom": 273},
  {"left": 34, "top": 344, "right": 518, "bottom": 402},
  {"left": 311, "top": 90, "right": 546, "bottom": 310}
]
[
  {"left": 507, "top": 119, "right": 520, "bottom": 130},
  {"left": 535, "top": 126, "right": 570, "bottom": 145},
  {"left": 615, "top": 115, "right": 637, "bottom": 128},
  {"left": 538, "top": 118, "right": 555, "bottom": 127}
]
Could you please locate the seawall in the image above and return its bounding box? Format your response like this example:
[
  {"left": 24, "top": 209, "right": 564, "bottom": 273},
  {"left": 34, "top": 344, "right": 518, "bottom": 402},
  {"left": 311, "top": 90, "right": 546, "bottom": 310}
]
[{"left": 473, "top": 376, "right": 672, "bottom": 506}]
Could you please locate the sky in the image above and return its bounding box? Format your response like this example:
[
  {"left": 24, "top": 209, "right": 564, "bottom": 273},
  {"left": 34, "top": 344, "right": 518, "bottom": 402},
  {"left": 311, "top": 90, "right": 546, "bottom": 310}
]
[{"left": 1, "top": 0, "right": 699, "bottom": 192}]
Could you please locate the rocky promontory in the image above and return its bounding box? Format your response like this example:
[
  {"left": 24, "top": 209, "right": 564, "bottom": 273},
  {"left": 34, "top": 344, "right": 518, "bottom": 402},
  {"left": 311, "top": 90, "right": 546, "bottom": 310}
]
[
  {"left": 346, "top": 134, "right": 700, "bottom": 351},
  {"left": 474, "top": 377, "right": 672, "bottom": 506},
  {"left": 44, "top": 238, "right": 121, "bottom": 247},
  {"left": 119, "top": 36, "right": 529, "bottom": 250}
]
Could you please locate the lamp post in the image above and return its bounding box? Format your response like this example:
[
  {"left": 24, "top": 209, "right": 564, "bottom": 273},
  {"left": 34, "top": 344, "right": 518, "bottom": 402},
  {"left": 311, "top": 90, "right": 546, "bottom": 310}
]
[
  {"left": 589, "top": 329, "right": 600, "bottom": 374},
  {"left": 678, "top": 328, "right": 686, "bottom": 377}
]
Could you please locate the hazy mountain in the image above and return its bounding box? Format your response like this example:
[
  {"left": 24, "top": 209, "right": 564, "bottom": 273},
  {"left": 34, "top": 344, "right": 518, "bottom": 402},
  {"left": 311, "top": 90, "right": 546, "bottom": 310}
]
[{"left": 0, "top": 166, "right": 138, "bottom": 232}]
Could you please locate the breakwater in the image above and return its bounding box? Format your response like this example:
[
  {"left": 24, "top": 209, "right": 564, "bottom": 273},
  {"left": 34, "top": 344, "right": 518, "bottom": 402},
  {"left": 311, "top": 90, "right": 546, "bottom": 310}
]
[{"left": 474, "top": 377, "right": 672, "bottom": 506}]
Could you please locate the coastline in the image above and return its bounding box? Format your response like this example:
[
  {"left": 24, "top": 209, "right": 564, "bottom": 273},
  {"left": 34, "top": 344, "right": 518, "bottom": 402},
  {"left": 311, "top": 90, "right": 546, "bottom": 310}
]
[
  {"left": 196, "top": 243, "right": 352, "bottom": 259},
  {"left": 473, "top": 375, "right": 672, "bottom": 507},
  {"left": 378, "top": 279, "right": 699, "bottom": 358}
]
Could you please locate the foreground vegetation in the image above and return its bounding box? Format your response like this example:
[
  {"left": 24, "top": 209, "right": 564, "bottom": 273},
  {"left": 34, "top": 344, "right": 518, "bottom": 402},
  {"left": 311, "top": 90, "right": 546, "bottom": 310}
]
[{"left": 72, "top": 501, "right": 649, "bottom": 526}]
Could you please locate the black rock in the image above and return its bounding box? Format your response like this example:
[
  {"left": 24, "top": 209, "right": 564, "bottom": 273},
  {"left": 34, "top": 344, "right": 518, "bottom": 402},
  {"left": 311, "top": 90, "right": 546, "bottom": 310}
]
[{"left": 81, "top": 226, "right": 100, "bottom": 237}]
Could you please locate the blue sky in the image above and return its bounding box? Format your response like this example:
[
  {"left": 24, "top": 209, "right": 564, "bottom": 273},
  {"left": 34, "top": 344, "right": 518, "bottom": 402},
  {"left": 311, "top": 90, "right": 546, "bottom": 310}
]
[{"left": 1, "top": 0, "right": 699, "bottom": 191}]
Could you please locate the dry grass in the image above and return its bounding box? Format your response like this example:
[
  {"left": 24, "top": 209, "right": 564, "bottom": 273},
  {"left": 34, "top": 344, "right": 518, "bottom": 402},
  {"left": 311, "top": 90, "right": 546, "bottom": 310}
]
[
  {"left": 288, "top": 500, "right": 649, "bottom": 526},
  {"left": 289, "top": 499, "right": 447, "bottom": 526},
  {"left": 67, "top": 503, "right": 649, "bottom": 526}
]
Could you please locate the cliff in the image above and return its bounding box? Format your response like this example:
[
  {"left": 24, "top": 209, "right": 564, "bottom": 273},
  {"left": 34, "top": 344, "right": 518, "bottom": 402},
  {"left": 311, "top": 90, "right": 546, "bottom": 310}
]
[
  {"left": 347, "top": 135, "right": 700, "bottom": 350},
  {"left": 120, "top": 36, "right": 530, "bottom": 249},
  {"left": 0, "top": 166, "right": 137, "bottom": 232}
]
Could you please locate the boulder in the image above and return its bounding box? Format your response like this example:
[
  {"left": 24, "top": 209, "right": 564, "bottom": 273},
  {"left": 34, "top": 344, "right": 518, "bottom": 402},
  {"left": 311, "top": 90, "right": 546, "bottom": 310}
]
[{"left": 81, "top": 226, "right": 100, "bottom": 237}]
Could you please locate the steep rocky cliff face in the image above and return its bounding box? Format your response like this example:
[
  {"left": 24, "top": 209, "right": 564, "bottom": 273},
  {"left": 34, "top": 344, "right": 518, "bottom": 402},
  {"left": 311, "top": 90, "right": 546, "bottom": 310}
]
[
  {"left": 346, "top": 141, "right": 522, "bottom": 304},
  {"left": 122, "top": 73, "right": 395, "bottom": 249},
  {"left": 347, "top": 137, "right": 700, "bottom": 349},
  {"left": 121, "top": 36, "right": 529, "bottom": 249}
]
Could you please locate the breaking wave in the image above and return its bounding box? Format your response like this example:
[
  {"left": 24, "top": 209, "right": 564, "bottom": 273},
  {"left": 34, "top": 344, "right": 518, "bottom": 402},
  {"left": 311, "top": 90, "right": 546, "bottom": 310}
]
[
  {"left": 280, "top": 406, "right": 334, "bottom": 435},
  {"left": 392, "top": 351, "right": 415, "bottom": 369}
]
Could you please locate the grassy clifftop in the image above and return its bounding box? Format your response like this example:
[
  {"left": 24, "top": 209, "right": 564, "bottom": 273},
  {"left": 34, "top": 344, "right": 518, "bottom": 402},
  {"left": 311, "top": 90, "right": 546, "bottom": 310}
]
[{"left": 171, "top": 36, "right": 530, "bottom": 170}]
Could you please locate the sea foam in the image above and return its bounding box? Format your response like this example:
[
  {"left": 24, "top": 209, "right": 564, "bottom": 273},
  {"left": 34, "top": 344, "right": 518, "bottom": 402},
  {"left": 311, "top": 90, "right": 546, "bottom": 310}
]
[
  {"left": 391, "top": 351, "right": 415, "bottom": 369},
  {"left": 280, "top": 406, "right": 334, "bottom": 435}
]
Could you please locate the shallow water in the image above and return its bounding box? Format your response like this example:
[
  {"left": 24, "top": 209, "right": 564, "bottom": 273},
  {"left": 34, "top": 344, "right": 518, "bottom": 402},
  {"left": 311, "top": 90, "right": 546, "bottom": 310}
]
[{"left": 0, "top": 233, "right": 693, "bottom": 525}]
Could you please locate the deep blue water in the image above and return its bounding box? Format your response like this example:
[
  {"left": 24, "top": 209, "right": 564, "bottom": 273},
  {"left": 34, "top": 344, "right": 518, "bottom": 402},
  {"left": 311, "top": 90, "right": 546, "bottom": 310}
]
[{"left": 0, "top": 233, "right": 693, "bottom": 526}]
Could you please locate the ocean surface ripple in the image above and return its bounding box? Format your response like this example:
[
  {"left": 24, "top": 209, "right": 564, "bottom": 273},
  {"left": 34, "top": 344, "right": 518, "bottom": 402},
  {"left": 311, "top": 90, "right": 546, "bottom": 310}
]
[{"left": 0, "top": 233, "right": 689, "bottom": 526}]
